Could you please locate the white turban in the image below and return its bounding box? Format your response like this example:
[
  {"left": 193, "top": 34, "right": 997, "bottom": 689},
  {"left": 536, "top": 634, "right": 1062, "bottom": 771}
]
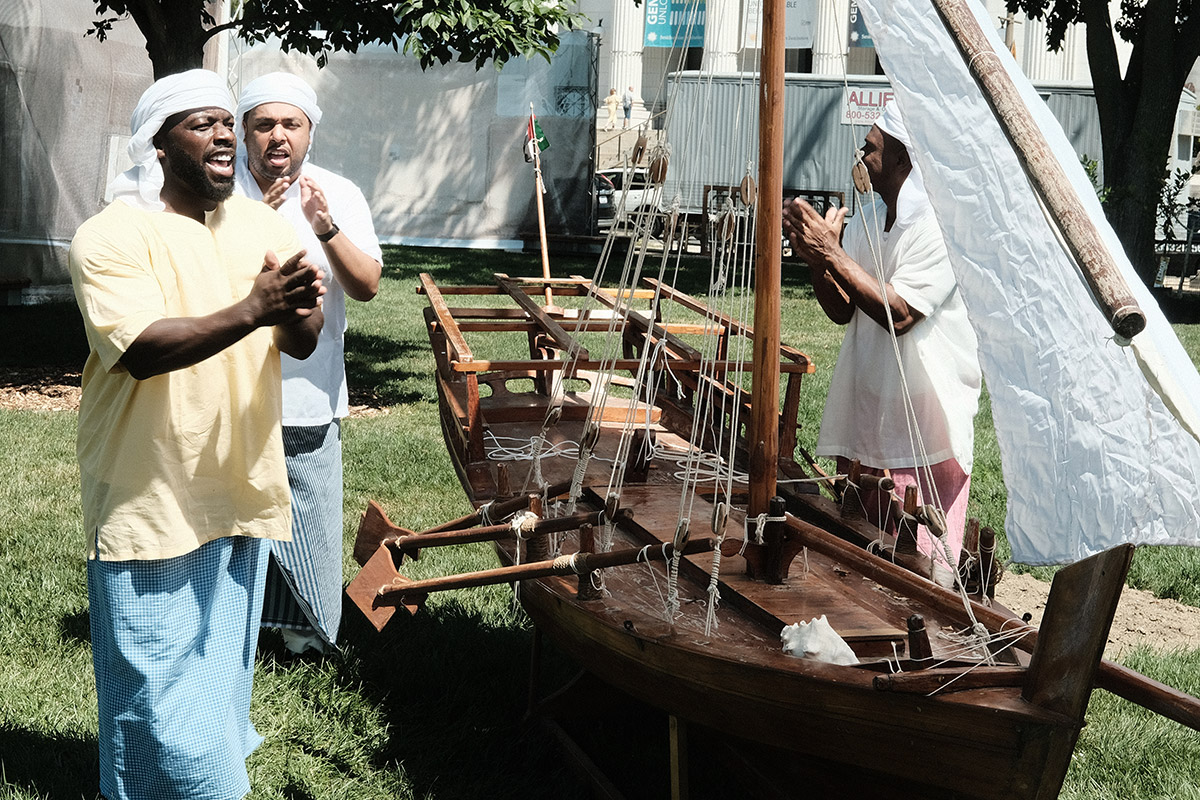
[
  {"left": 235, "top": 72, "right": 323, "bottom": 148},
  {"left": 107, "top": 69, "right": 235, "bottom": 212},
  {"left": 873, "top": 99, "right": 930, "bottom": 222},
  {"left": 875, "top": 99, "right": 911, "bottom": 148}
]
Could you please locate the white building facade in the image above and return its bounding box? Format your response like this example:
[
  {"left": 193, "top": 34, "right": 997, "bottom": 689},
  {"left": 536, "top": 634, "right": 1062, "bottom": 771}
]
[{"left": 578, "top": 0, "right": 1196, "bottom": 210}]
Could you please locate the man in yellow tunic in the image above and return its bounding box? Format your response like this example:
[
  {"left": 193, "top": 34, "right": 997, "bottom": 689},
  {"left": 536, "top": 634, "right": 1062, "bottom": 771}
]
[{"left": 68, "top": 69, "right": 325, "bottom": 800}]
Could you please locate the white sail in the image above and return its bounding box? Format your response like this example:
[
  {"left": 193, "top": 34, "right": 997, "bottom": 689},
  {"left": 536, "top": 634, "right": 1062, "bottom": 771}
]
[{"left": 860, "top": 0, "right": 1200, "bottom": 564}]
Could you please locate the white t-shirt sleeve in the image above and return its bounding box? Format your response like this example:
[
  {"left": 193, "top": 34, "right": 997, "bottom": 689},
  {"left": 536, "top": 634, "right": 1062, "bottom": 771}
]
[
  {"left": 334, "top": 178, "right": 383, "bottom": 264},
  {"left": 888, "top": 216, "right": 957, "bottom": 318}
]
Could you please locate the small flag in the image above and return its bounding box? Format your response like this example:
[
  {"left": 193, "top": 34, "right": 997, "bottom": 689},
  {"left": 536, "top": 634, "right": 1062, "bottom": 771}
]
[{"left": 524, "top": 113, "right": 550, "bottom": 162}]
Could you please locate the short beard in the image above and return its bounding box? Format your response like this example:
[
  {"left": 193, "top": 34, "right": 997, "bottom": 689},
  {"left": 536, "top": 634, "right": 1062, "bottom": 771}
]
[
  {"left": 162, "top": 138, "right": 234, "bottom": 203},
  {"left": 249, "top": 150, "right": 302, "bottom": 185}
]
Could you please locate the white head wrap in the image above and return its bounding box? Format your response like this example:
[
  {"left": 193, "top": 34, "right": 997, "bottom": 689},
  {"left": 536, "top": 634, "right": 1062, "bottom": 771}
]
[
  {"left": 875, "top": 100, "right": 910, "bottom": 148},
  {"left": 873, "top": 100, "right": 930, "bottom": 223},
  {"left": 235, "top": 72, "right": 322, "bottom": 153},
  {"left": 107, "top": 69, "right": 235, "bottom": 212}
]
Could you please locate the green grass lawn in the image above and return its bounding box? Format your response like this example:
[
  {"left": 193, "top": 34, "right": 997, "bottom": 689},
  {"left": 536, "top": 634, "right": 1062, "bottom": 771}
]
[{"left": 2, "top": 244, "right": 1200, "bottom": 799}]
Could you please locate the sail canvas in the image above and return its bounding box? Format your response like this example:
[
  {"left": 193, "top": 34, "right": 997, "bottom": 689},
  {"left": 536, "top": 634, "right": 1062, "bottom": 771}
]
[{"left": 860, "top": 0, "right": 1200, "bottom": 564}]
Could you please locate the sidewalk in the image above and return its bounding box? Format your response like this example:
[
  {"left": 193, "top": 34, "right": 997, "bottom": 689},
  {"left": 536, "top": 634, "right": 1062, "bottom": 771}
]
[{"left": 594, "top": 124, "right": 664, "bottom": 171}]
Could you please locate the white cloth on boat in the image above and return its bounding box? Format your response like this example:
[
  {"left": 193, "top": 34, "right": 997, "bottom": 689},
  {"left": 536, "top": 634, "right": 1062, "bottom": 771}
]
[
  {"left": 861, "top": 0, "right": 1200, "bottom": 564},
  {"left": 107, "top": 69, "right": 235, "bottom": 212},
  {"left": 781, "top": 616, "right": 858, "bottom": 665},
  {"left": 815, "top": 193, "right": 981, "bottom": 474}
]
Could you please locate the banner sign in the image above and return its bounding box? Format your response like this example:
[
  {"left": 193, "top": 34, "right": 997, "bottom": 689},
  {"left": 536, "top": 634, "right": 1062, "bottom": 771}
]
[
  {"left": 848, "top": 1, "right": 873, "bottom": 48},
  {"left": 841, "top": 85, "right": 893, "bottom": 125},
  {"left": 644, "top": 0, "right": 705, "bottom": 48},
  {"left": 742, "top": 0, "right": 816, "bottom": 49}
]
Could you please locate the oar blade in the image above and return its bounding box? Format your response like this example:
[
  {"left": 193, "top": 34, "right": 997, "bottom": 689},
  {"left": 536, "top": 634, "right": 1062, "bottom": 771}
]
[
  {"left": 345, "top": 545, "right": 421, "bottom": 631},
  {"left": 353, "top": 500, "right": 415, "bottom": 566}
]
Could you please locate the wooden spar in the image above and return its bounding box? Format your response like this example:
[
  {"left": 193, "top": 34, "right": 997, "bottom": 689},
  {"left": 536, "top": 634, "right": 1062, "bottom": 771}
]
[
  {"left": 929, "top": 0, "right": 1146, "bottom": 341},
  {"left": 371, "top": 537, "right": 718, "bottom": 609},
  {"left": 383, "top": 511, "right": 604, "bottom": 559},
  {"left": 351, "top": 481, "right": 574, "bottom": 567},
  {"left": 437, "top": 357, "right": 813, "bottom": 374},
  {"left": 529, "top": 103, "right": 554, "bottom": 308},
  {"left": 749, "top": 0, "right": 785, "bottom": 515}
]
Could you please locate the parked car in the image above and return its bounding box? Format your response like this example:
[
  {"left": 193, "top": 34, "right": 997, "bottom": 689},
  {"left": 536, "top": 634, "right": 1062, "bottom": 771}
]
[
  {"left": 595, "top": 172, "right": 616, "bottom": 229},
  {"left": 596, "top": 167, "right": 657, "bottom": 230}
]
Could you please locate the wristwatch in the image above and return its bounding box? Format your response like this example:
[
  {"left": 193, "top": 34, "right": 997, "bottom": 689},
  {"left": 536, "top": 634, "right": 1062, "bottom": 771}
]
[{"left": 316, "top": 222, "right": 340, "bottom": 242}]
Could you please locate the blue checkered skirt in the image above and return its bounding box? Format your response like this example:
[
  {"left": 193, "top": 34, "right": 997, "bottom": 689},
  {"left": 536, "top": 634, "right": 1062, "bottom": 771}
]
[{"left": 88, "top": 535, "right": 269, "bottom": 800}]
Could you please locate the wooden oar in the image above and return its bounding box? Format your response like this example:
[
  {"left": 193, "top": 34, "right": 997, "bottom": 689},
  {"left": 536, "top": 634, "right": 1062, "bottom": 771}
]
[
  {"left": 379, "top": 510, "right": 604, "bottom": 564},
  {"left": 352, "top": 480, "right": 572, "bottom": 565},
  {"left": 347, "top": 537, "right": 716, "bottom": 632}
]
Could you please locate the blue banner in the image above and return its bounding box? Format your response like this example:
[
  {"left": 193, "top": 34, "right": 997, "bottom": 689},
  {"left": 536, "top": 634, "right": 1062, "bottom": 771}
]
[
  {"left": 644, "top": 0, "right": 705, "bottom": 48},
  {"left": 848, "top": 1, "right": 873, "bottom": 48}
]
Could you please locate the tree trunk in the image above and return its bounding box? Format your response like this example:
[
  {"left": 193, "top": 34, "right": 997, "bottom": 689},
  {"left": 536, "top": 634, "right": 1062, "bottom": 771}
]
[
  {"left": 1093, "top": 3, "right": 1188, "bottom": 286},
  {"left": 127, "top": 0, "right": 210, "bottom": 79}
]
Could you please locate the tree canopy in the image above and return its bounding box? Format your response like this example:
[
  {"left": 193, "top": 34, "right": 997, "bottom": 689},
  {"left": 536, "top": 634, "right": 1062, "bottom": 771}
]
[
  {"left": 1005, "top": 0, "right": 1200, "bottom": 285},
  {"left": 87, "top": 1, "right": 583, "bottom": 80}
]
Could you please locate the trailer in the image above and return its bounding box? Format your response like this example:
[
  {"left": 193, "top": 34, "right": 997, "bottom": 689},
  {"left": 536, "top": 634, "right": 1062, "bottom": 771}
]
[{"left": 643, "top": 72, "right": 1103, "bottom": 253}]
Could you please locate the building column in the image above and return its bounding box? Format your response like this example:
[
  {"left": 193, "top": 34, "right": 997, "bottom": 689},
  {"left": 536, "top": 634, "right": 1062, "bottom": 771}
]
[
  {"left": 610, "top": 0, "right": 645, "bottom": 108},
  {"left": 1020, "top": 16, "right": 1048, "bottom": 80},
  {"left": 703, "top": 0, "right": 739, "bottom": 73},
  {"left": 812, "top": 0, "right": 850, "bottom": 76}
]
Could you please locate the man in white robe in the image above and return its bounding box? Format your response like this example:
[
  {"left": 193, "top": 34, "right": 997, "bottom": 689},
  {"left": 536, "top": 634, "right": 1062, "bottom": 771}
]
[{"left": 782, "top": 101, "right": 981, "bottom": 575}]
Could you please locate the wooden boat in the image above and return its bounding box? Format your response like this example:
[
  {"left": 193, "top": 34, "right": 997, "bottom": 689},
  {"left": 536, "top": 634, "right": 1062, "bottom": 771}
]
[
  {"left": 347, "top": 0, "right": 1200, "bottom": 796},
  {"left": 347, "top": 267, "right": 1190, "bottom": 798}
]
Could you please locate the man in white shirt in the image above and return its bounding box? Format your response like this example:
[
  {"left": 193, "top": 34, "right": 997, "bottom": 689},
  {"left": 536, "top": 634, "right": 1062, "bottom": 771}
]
[
  {"left": 782, "top": 101, "right": 981, "bottom": 578},
  {"left": 235, "top": 72, "right": 383, "bottom": 655}
]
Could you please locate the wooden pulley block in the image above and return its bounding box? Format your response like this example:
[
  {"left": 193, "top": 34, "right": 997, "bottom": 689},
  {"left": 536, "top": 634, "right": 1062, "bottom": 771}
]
[
  {"left": 632, "top": 133, "right": 649, "bottom": 165},
  {"left": 664, "top": 207, "right": 680, "bottom": 246},
  {"left": 648, "top": 153, "right": 669, "bottom": 184},
  {"left": 739, "top": 175, "right": 757, "bottom": 206},
  {"left": 717, "top": 210, "right": 737, "bottom": 242},
  {"left": 852, "top": 151, "right": 872, "bottom": 194}
]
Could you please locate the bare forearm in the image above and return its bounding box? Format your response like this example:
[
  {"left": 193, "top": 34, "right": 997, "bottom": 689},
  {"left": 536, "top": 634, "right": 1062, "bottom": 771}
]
[
  {"left": 120, "top": 303, "right": 258, "bottom": 380},
  {"left": 274, "top": 309, "right": 324, "bottom": 359},
  {"left": 120, "top": 250, "right": 325, "bottom": 379},
  {"left": 323, "top": 239, "right": 380, "bottom": 301},
  {"left": 823, "top": 252, "right": 921, "bottom": 335},
  {"left": 809, "top": 263, "right": 854, "bottom": 325}
]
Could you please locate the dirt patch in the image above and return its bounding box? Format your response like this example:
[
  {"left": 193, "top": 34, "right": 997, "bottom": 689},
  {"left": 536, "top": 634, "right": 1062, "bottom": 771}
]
[
  {"left": 994, "top": 571, "right": 1200, "bottom": 659},
  {"left": 0, "top": 366, "right": 81, "bottom": 412},
  {"left": 0, "top": 366, "right": 387, "bottom": 419}
]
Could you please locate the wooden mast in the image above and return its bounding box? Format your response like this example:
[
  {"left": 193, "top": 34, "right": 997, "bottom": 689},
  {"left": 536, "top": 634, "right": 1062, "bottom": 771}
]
[{"left": 748, "top": 0, "right": 786, "bottom": 516}]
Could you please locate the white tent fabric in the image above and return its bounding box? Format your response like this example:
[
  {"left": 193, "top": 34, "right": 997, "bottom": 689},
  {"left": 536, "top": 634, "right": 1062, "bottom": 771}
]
[{"left": 860, "top": 0, "right": 1200, "bottom": 564}]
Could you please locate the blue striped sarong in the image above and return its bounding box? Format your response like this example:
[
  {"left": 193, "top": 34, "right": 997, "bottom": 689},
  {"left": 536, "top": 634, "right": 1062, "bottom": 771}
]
[
  {"left": 261, "top": 421, "right": 344, "bottom": 647},
  {"left": 88, "top": 534, "right": 270, "bottom": 800}
]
